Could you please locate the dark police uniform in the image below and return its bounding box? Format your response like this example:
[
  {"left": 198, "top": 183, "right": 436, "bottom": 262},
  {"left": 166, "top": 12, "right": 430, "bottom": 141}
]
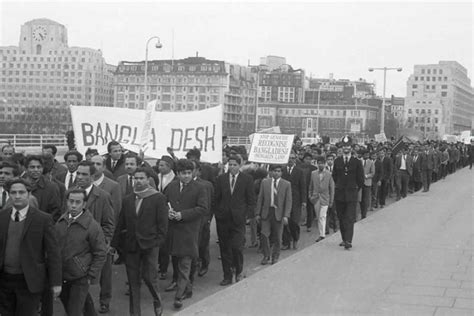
[{"left": 332, "top": 136, "right": 364, "bottom": 250}]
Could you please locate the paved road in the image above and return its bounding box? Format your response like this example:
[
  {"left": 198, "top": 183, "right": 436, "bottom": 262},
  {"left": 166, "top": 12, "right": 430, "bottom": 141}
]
[
  {"left": 179, "top": 168, "right": 473, "bottom": 316},
  {"left": 52, "top": 168, "right": 472, "bottom": 315}
]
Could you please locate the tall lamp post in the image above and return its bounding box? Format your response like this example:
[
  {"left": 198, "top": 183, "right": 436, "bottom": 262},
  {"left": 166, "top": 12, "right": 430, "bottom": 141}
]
[
  {"left": 368, "top": 67, "right": 402, "bottom": 134},
  {"left": 144, "top": 36, "right": 162, "bottom": 106}
]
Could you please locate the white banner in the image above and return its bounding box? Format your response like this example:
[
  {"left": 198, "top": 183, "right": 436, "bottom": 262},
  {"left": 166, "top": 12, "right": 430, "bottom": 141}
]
[
  {"left": 460, "top": 130, "right": 471, "bottom": 144},
  {"left": 248, "top": 133, "right": 294, "bottom": 164},
  {"left": 70, "top": 105, "right": 222, "bottom": 163}
]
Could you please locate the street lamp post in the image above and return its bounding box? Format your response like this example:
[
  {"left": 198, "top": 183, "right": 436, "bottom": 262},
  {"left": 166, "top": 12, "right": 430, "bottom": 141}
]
[
  {"left": 144, "top": 36, "right": 162, "bottom": 106},
  {"left": 316, "top": 85, "right": 321, "bottom": 136},
  {"left": 368, "top": 67, "right": 402, "bottom": 134},
  {"left": 254, "top": 70, "right": 260, "bottom": 132}
]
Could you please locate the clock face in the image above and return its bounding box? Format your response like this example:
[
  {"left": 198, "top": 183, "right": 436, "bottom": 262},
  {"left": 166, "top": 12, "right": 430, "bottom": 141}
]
[{"left": 33, "top": 26, "right": 47, "bottom": 41}]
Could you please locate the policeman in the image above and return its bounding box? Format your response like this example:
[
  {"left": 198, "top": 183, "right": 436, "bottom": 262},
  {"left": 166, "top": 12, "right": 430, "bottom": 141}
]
[{"left": 332, "top": 136, "right": 364, "bottom": 250}]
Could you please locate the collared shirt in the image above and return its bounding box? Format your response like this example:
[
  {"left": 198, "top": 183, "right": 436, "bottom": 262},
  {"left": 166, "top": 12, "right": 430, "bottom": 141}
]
[
  {"left": 287, "top": 165, "right": 293, "bottom": 174},
  {"left": 343, "top": 154, "right": 351, "bottom": 164},
  {"left": 65, "top": 171, "right": 77, "bottom": 189},
  {"left": 400, "top": 154, "right": 407, "bottom": 170},
  {"left": 158, "top": 170, "right": 175, "bottom": 192},
  {"left": 93, "top": 174, "right": 105, "bottom": 187},
  {"left": 111, "top": 160, "right": 118, "bottom": 169},
  {"left": 11, "top": 205, "right": 29, "bottom": 222},
  {"left": 0, "top": 187, "right": 9, "bottom": 207},
  {"left": 229, "top": 172, "right": 240, "bottom": 193},
  {"left": 84, "top": 185, "right": 93, "bottom": 197},
  {"left": 69, "top": 211, "right": 84, "bottom": 221},
  {"left": 271, "top": 177, "right": 280, "bottom": 207}
]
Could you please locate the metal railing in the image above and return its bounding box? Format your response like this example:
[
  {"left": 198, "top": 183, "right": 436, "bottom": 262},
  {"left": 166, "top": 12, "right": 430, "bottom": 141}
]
[
  {"left": 0, "top": 134, "right": 67, "bottom": 148},
  {"left": 227, "top": 136, "right": 252, "bottom": 147}
]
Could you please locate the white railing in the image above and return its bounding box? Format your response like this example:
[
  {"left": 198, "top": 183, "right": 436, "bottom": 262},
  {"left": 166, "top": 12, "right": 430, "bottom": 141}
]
[
  {"left": 0, "top": 134, "right": 67, "bottom": 148},
  {"left": 227, "top": 136, "right": 251, "bottom": 147}
]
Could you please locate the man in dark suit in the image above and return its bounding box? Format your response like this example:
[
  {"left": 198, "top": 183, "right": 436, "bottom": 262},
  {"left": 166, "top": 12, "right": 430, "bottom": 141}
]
[
  {"left": 371, "top": 151, "right": 383, "bottom": 209},
  {"left": 23, "top": 155, "right": 62, "bottom": 222},
  {"left": 332, "top": 136, "right": 364, "bottom": 250},
  {"left": 112, "top": 167, "right": 168, "bottom": 316},
  {"left": 104, "top": 141, "right": 127, "bottom": 180},
  {"left": 299, "top": 152, "right": 317, "bottom": 231},
  {"left": 42, "top": 145, "right": 67, "bottom": 182},
  {"left": 256, "top": 164, "right": 292, "bottom": 264},
  {"left": 90, "top": 155, "right": 122, "bottom": 313},
  {"left": 411, "top": 147, "right": 422, "bottom": 192},
  {"left": 281, "top": 152, "right": 306, "bottom": 250},
  {"left": 214, "top": 155, "right": 255, "bottom": 285},
  {"left": 0, "top": 178, "right": 62, "bottom": 315},
  {"left": 394, "top": 146, "right": 413, "bottom": 200},
  {"left": 117, "top": 153, "right": 156, "bottom": 197},
  {"left": 74, "top": 161, "right": 115, "bottom": 315},
  {"left": 58, "top": 150, "right": 83, "bottom": 191},
  {"left": 420, "top": 144, "right": 435, "bottom": 192},
  {"left": 378, "top": 149, "right": 392, "bottom": 208},
  {"left": 164, "top": 159, "right": 207, "bottom": 310}
]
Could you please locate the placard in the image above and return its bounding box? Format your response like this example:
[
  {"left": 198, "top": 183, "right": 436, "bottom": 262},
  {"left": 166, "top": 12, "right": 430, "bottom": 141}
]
[{"left": 248, "top": 133, "right": 294, "bottom": 164}]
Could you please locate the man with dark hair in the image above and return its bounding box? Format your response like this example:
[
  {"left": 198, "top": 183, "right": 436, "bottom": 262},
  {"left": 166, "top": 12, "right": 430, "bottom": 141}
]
[
  {"left": 394, "top": 146, "right": 413, "bottom": 200},
  {"left": 332, "top": 136, "right": 364, "bottom": 250},
  {"left": 1, "top": 144, "right": 15, "bottom": 160},
  {"left": 299, "top": 152, "right": 317, "bottom": 230},
  {"left": 42, "top": 145, "right": 67, "bottom": 181},
  {"left": 256, "top": 164, "right": 292, "bottom": 265},
  {"left": 56, "top": 188, "right": 107, "bottom": 316},
  {"left": 104, "top": 141, "right": 126, "bottom": 180},
  {"left": 164, "top": 159, "right": 207, "bottom": 310},
  {"left": 186, "top": 148, "right": 216, "bottom": 186},
  {"left": 23, "top": 155, "right": 61, "bottom": 222},
  {"left": 215, "top": 155, "right": 255, "bottom": 285},
  {"left": 117, "top": 153, "right": 156, "bottom": 197},
  {"left": 75, "top": 161, "right": 115, "bottom": 315},
  {"left": 378, "top": 149, "right": 393, "bottom": 208},
  {"left": 61, "top": 150, "right": 83, "bottom": 190},
  {"left": 112, "top": 167, "right": 168, "bottom": 316},
  {"left": 360, "top": 150, "right": 375, "bottom": 219},
  {"left": 0, "top": 178, "right": 62, "bottom": 316}
]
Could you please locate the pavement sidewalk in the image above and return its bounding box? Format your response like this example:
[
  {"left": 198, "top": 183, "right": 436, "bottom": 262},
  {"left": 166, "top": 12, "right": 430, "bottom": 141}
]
[{"left": 180, "top": 168, "right": 474, "bottom": 316}]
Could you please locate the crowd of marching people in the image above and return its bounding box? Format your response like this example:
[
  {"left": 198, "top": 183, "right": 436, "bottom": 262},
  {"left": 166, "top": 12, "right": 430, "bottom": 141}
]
[{"left": 0, "top": 135, "right": 472, "bottom": 315}]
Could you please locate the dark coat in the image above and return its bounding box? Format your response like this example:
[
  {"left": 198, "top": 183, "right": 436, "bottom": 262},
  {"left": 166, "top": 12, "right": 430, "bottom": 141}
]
[
  {"left": 420, "top": 151, "right": 435, "bottom": 171},
  {"left": 104, "top": 155, "right": 127, "bottom": 180},
  {"left": 51, "top": 160, "right": 68, "bottom": 182},
  {"left": 215, "top": 172, "right": 256, "bottom": 226},
  {"left": 55, "top": 210, "right": 106, "bottom": 282},
  {"left": 85, "top": 185, "right": 115, "bottom": 243},
  {"left": 412, "top": 155, "right": 422, "bottom": 182},
  {"left": 97, "top": 176, "right": 122, "bottom": 221},
  {"left": 332, "top": 156, "right": 364, "bottom": 202},
  {"left": 395, "top": 154, "right": 414, "bottom": 176},
  {"left": 282, "top": 166, "right": 306, "bottom": 222},
  {"left": 28, "top": 175, "right": 62, "bottom": 222},
  {"left": 112, "top": 192, "right": 168, "bottom": 253},
  {"left": 165, "top": 180, "right": 208, "bottom": 258},
  {"left": 0, "top": 207, "right": 62, "bottom": 293},
  {"left": 373, "top": 159, "right": 383, "bottom": 184},
  {"left": 195, "top": 177, "right": 215, "bottom": 221},
  {"left": 381, "top": 156, "right": 393, "bottom": 181}
]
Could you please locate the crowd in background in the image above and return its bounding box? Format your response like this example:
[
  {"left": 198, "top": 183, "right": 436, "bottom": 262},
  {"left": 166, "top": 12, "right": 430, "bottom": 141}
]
[{"left": 0, "top": 135, "right": 472, "bottom": 315}]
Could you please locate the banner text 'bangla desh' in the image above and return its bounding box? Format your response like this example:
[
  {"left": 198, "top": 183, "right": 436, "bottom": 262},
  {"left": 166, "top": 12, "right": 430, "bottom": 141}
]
[{"left": 70, "top": 105, "right": 223, "bottom": 163}]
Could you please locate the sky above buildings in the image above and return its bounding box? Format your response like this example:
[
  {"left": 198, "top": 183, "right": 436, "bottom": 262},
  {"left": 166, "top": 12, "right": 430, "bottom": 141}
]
[{"left": 1, "top": 0, "right": 472, "bottom": 98}]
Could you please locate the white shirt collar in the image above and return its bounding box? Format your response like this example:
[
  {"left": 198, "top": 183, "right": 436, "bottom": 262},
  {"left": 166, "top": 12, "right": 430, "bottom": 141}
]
[
  {"left": 93, "top": 174, "right": 105, "bottom": 187},
  {"left": 69, "top": 210, "right": 84, "bottom": 221},
  {"left": 11, "top": 205, "right": 29, "bottom": 222},
  {"left": 229, "top": 172, "right": 240, "bottom": 179},
  {"left": 85, "top": 185, "right": 93, "bottom": 196}
]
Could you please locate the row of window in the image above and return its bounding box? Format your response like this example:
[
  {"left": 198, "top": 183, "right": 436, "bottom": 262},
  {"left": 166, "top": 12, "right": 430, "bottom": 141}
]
[
  {"left": 411, "top": 91, "right": 448, "bottom": 97},
  {"left": 420, "top": 68, "right": 443, "bottom": 75},
  {"left": 407, "top": 117, "right": 439, "bottom": 123},
  {"left": 407, "top": 108, "right": 439, "bottom": 115},
  {"left": 413, "top": 76, "right": 448, "bottom": 82},
  {"left": 412, "top": 84, "right": 448, "bottom": 89},
  {"left": 1, "top": 49, "right": 99, "bottom": 57}
]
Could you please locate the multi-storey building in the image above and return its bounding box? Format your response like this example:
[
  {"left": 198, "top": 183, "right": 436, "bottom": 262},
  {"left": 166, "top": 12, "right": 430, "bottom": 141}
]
[
  {"left": 0, "top": 18, "right": 115, "bottom": 134},
  {"left": 113, "top": 56, "right": 257, "bottom": 136},
  {"left": 257, "top": 63, "right": 305, "bottom": 105},
  {"left": 405, "top": 61, "right": 474, "bottom": 137},
  {"left": 259, "top": 55, "right": 286, "bottom": 71},
  {"left": 385, "top": 95, "right": 405, "bottom": 124}
]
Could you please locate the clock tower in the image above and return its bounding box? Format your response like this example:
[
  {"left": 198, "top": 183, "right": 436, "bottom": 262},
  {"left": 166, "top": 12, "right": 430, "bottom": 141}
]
[{"left": 19, "top": 18, "right": 68, "bottom": 54}]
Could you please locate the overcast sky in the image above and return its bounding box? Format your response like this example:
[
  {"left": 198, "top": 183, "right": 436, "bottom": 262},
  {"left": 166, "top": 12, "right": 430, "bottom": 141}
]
[{"left": 1, "top": 0, "right": 472, "bottom": 97}]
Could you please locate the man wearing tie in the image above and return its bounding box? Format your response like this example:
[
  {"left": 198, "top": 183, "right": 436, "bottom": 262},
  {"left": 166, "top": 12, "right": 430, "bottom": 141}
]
[
  {"left": 256, "top": 164, "right": 292, "bottom": 265},
  {"left": 395, "top": 146, "right": 413, "bottom": 200},
  {"left": 117, "top": 154, "right": 156, "bottom": 197},
  {"left": 360, "top": 150, "right": 375, "bottom": 219},
  {"left": 156, "top": 155, "right": 176, "bottom": 194},
  {"left": 214, "top": 155, "right": 255, "bottom": 285},
  {"left": 332, "top": 136, "right": 364, "bottom": 250},
  {"left": 61, "top": 150, "right": 83, "bottom": 190},
  {"left": 104, "top": 141, "right": 127, "bottom": 180}
]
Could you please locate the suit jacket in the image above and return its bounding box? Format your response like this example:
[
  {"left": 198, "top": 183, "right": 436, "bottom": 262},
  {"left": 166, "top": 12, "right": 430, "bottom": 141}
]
[
  {"left": 105, "top": 155, "right": 127, "bottom": 180},
  {"left": 215, "top": 172, "right": 256, "bottom": 226},
  {"left": 373, "top": 159, "right": 383, "bottom": 184},
  {"left": 117, "top": 174, "right": 156, "bottom": 197},
  {"left": 112, "top": 192, "right": 168, "bottom": 253},
  {"left": 0, "top": 207, "right": 61, "bottom": 293},
  {"left": 332, "top": 156, "right": 365, "bottom": 202},
  {"left": 420, "top": 151, "right": 435, "bottom": 171},
  {"left": 361, "top": 158, "right": 376, "bottom": 186},
  {"left": 308, "top": 169, "right": 334, "bottom": 207},
  {"left": 165, "top": 180, "right": 208, "bottom": 258},
  {"left": 51, "top": 160, "right": 68, "bottom": 182},
  {"left": 85, "top": 185, "right": 115, "bottom": 243},
  {"left": 97, "top": 176, "right": 122, "bottom": 221},
  {"left": 282, "top": 165, "right": 306, "bottom": 217},
  {"left": 195, "top": 177, "right": 215, "bottom": 221},
  {"left": 395, "top": 154, "right": 413, "bottom": 176},
  {"left": 256, "top": 177, "right": 292, "bottom": 221},
  {"left": 28, "top": 175, "right": 62, "bottom": 222},
  {"left": 381, "top": 156, "right": 393, "bottom": 181},
  {"left": 412, "top": 154, "right": 422, "bottom": 182},
  {"left": 57, "top": 170, "right": 77, "bottom": 190}
]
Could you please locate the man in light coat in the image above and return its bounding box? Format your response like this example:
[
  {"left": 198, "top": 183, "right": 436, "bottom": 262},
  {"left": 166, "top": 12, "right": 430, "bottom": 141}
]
[
  {"left": 359, "top": 150, "right": 375, "bottom": 219},
  {"left": 309, "top": 156, "right": 335, "bottom": 242}
]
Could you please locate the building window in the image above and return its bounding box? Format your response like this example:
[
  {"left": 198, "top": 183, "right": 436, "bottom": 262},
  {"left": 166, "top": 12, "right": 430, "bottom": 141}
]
[
  {"left": 427, "top": 69, "right": 431, "bottom": 74},
  {"left": 408, "top": 109, "right": 412, "bottom": 114},
  {"left": 414, "top": 76, "right": 418, "bottom": 81},
  {"left": 412, "top": 84, "right": 417, "bottom": 88},
  {"left": 433, "top": 69, "right": 437, "bottom": 74},
  {"left": 421, "top": 69, "right": 425, "bottom": 74},
  {"left": 441, "top": 92, "right": 447, "bottom": 97},
  {"left": 435, "top": 109, "right": 439, "bottom": 115},
  {"left": 441, "top": 85, "right": 447, "bottom": 89},
  {"left": 439, "top": 69, "right": 443, "bottom": 74},
  {"left": 36, "top": 45, "right": 42, "bottom": 55}
]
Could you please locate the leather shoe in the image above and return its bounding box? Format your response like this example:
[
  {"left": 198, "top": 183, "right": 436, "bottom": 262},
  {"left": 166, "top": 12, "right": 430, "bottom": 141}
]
[
  {"left": 184, "top": 290, "right": 193, "bottom": 299},
  {"left": 154, "top": 304, "right": 163, "bottom": 316},
  {"left": 339, "top": 241, "right": 346, "bottom": 247},
  {"left": 235, "top": 274, "right": 244, "bottom": 282},
  {"left": 292, "top": 241, "right": 298, "bottom": 249},
  {"left": 271, "top": 256, "right": 279, "bottom": 265},
  {"left": 261, "top": 257, "right": 270, "bottom": 265},
  {"left": 173, "top": 298, "right": 183, "bottom": 309},
  {"left": 281, "top": 244, "right": 291, "bottom": 250},
  {"left": 165, "top": 281, "right": 177, "bottom": 292},
  {"left": 198, "top": 266, "right": 208, "bottom": 277},
  {"left": 315, "top": 236, "right": 325, "bottom": 243},
  {"left": 344, "top": 242, "right": 352, "bottom": 250},
  {"left": 99, "top": 304, "right": 109, "bottom": 314},
  {"left": 220, "top": 279, "right": 232, "bottom": 286}
]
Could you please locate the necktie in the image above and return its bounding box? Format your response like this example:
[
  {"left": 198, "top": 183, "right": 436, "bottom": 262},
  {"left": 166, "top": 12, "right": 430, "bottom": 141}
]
[
  {"left": 364, "top": 160, "right": 366, "bottom": 167},
  {"left": 273, "top": 180, "right": 278, "bottom": 207},
  {"left": 345, "top": 157, "right": 348, "bottom": 165},
  {"left": 1, "top": 190, "right": 6, "bottom": 207},
  {"left": 14, "top": 210, "right": 20, "bottom": 222},
  {"left": 231, "top": 175, "right": 235, "bottom": 193},
  {"left": 180, "top": 183, "right": 185, "bottom": 193},
  {"left": 68, "top": 173, "right": 74, "bottom": 189},
  {"left": 126, "top": 176, "right": 133, "bottom": 194},
  {"left": 112, "top": 160, "right": 116, "bottom": 169}
]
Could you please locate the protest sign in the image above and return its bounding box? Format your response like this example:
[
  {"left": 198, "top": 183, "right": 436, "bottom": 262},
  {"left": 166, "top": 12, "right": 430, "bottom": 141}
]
[
  {"left": 70, "top": 104, "right": 222, "bottom": 162},
  {"left": 350, "top": 123, "right": 361, "bottom": 133},
  {"left": 374, "top": 133, "right": 387, "bottom": 143},
  {"left": 140, "top": 100, "right": 157, "bottom": 152},
  {"left": 248, "top": 133, "right": 294, "bottom": 164},
  {"left": 460, "top": 130, "right": 471, "bottom": 144}
]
